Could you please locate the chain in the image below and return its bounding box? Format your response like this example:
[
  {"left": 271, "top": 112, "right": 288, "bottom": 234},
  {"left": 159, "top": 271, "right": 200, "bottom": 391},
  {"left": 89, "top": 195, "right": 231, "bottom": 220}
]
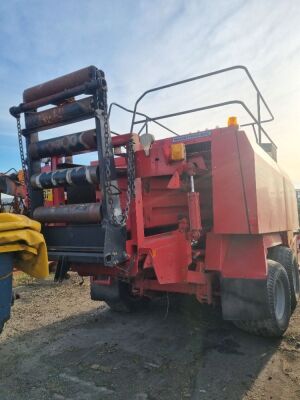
[
  {"left": 100, "top": 89, "right": 135, "bottom": 226},
  {"left": 16, "top": 116, "right": 31, "bottom": 213},
  {"left": 123, "top": 139, "right": 135, "bottom": 221}
]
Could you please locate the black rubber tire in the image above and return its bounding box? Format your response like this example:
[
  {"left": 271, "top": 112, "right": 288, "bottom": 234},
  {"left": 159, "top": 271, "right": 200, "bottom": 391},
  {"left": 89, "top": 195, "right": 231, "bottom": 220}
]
[
  {"left": 268, "top": 246, "right": 300, "bottom": 311},
  {"left": 234, "top": 261, "right": 291, "bottom": 337},
  {"left": 291, "top": 255, "right": 300, "bottom": 309},
  {"left": 108, "top": 282, "right": 150, "bottom": 312},
  {"left": 91, "top": 280, "right": 149, "bottom": 313}
]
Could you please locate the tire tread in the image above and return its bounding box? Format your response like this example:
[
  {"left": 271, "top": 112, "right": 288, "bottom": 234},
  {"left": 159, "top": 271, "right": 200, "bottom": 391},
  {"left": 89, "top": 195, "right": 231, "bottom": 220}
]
[
  {"left": 234, "top": 261, "right": 291, "bottom": 337},
  {"left": 268, "top": 246, "right": 299, "bottom": 311}
]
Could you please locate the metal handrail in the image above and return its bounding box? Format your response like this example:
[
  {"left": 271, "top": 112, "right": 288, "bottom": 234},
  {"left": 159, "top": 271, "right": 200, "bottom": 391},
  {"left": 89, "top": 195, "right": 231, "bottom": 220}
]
[
  {"left": 130, "top": 65, "right": 275, "bottom": 145},
  {"left": 133, "top": 100, "right": 276, "bottom": 148},
  {"left": 108, "top": 102, "right": 180, "bottom": 136}
]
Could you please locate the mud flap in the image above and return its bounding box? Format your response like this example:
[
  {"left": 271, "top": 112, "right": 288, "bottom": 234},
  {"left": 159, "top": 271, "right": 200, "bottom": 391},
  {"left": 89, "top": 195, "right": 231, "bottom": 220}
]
[
  {"left": 90, "top": 278, "right": 120, "bottom": 302},
  {"left": 221, "top": 278, "right": 269, "bottom": 320},
  {"left": 103, "top": 222, "right": 127, "bottom": 267}
]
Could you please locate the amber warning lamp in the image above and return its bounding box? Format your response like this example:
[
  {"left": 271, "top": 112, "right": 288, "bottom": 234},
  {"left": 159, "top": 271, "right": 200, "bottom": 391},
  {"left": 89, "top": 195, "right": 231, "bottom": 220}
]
[
  {"left": 170, "top": 143, "right": 186, "bottom": 161},
  {"left": 227, "top": 116, "right": 238, "bottom": 127}
]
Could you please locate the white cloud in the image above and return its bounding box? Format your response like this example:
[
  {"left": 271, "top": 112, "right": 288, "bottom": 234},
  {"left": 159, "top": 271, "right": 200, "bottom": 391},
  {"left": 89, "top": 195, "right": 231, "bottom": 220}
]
[{"left": 0, "top": 0, "right": 299, "bottom": 184}]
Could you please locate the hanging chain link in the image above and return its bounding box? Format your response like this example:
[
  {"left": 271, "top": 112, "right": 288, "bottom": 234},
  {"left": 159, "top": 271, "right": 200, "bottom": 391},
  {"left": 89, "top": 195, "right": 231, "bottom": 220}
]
[
  {"left": 14, "top": 77, "right": 135, "bottom": 222},
  {"left": 100, "top": 88, "right": 135, "bottom": 226},
  {"left": 124, "top": 138, "right": 136, "bottom": 221},
  {"left": 16, "top": 116, "right": 31, "bottom": 213}
]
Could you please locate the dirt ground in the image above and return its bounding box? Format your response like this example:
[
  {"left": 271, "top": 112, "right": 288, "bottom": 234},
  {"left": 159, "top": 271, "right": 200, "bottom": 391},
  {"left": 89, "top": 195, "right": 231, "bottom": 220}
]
[{"left": 1, "top": 274, "right": 300, "bottom": 400}]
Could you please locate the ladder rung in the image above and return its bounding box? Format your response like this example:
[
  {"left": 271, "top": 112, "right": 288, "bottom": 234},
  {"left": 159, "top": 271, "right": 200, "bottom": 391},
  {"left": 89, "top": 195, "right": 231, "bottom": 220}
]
[
  {"left": 23, "top": 66, "right": 100, "bottom": 103},
  {"left": 33, "top": 203, "right": 101, "bottom": 223},
  {"left": 31, "top": 165, "right": 99, "bottom": 189},
  {"left": 28, "top": 129, "right": 96, "bottom": 159},
  {"left": 24, "top": 96, "right": 95, "bottom": 133}
]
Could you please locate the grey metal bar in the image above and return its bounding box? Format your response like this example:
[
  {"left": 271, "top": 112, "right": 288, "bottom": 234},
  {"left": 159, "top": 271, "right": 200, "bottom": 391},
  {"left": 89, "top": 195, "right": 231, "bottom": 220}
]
[
  {"left": 133, "top": 100, "right": 276, "bottom": 148},
  {"left": 138, "top": 122, "right": 147, "bottom": 135},
  {"left": 251, "top": 124, "right": 258, "bottom": 143},
  {"left": 108, "top": 102, "right": 180, "bottom": 136},
  {"left": 257, "top": 93, "right": 262, "bottom": 143},
  {"left": 130, "top": 65, "right": 275, "bottom": 144}
]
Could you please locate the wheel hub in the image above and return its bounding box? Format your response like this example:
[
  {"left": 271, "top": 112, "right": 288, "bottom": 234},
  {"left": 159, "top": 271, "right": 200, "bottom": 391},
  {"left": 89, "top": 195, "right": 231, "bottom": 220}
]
[{"left": 275, "top": 279, "right": 285, "bottom": 320}]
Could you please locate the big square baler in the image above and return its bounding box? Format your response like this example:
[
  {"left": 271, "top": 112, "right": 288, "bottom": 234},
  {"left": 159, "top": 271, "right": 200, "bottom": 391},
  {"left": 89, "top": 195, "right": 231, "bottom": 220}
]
[{"left": 10, "top": 65, "right": 299, "bottom": 337}]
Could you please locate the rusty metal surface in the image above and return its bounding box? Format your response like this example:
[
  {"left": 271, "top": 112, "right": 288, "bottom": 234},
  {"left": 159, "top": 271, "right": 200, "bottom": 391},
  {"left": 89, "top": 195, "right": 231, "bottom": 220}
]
[
  {"left": 23, "top": 66, "right": 99, "bottom": 103},
  {"left": 33, "top": 202, "right": 101, "bottom": 223},
  {"left": 0, "top": 174, "right": 25, "bottom": 198},
  {"left": 31, "top": 165, "right": 99, "bottom": 189},
  {"left": 28, "top": 129, "right": 96, "bottom": 159},
  {"left": 11, "top": 81, "right": 104, "bottom": 117},
  {"left": 24, "top": 97, "right": 95, "bottom": 133}
]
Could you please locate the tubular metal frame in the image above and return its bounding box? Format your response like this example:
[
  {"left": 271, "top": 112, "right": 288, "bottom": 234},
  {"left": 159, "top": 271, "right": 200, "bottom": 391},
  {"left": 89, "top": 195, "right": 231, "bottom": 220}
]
[
  {"left": 128, "top": 65, "right": 275, "bottom": 146},
  {"left": 108, "top": 102, "right": 180, "bottom": 137}
]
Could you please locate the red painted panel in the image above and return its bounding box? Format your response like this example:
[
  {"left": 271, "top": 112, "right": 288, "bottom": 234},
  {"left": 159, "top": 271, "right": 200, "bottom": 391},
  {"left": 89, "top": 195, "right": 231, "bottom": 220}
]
[
  {"left": 253, "top": 143, "right": 286, "bottom": 233},
  {"left": 212, "top": 128, "right": 249, "bottom": 233},
  {"left": 205, "top": 233, "right": 267, "bottom": 279},
  {"left": 221, "top": 235, "right": 267, "bottom": 279},
  {"left": 281, "top": 168, "right": 299, "bottom": 232},
  {"left": 142, "top": 177, "right": 187, "bottom": 228},
  {"left": 238, "top": 133, "right": 298, "bottom": 233},
  {"left": 212, "top": 128, "right": 298, "bottom": 235},
  {"left": 235, "top": 133, "right": 258, "bottom": 232},
  {"left": 141, "top": 231, "right": 192, "bottom": 284},
  {"left": 205, "top": 232, "right": 228, "bottom": 272}
]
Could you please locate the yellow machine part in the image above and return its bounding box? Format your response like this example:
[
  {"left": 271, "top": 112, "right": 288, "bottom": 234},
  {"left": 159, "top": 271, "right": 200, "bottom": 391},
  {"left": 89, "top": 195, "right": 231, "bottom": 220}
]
[
  {"left": 170, "top": 143, "right": 186, "bottom": 161},
  {"left": 0, "top": 213, "right": 49, "bottom": 278}
]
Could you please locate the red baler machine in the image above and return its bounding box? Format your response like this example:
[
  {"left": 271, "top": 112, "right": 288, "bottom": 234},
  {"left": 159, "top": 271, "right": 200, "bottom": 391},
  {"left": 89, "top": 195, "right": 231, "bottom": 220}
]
[{"left": 10, "top": 65, "right": 299, "bottom": 337}]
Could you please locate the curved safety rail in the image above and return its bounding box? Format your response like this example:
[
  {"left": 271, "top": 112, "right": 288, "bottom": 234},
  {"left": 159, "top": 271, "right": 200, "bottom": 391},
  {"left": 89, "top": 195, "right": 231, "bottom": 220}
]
[
  {"left": 108, "top": 102, "right": 180, "bottom": 137},
  {"left": 129, "top": 65, "right": 275, "bottom": 146}
]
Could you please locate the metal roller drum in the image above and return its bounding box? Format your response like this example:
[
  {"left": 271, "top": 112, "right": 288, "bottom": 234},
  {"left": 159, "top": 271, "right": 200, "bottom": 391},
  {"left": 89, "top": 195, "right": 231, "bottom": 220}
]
[
  {"left": 31, "top": 165, "right": 99, "bottom": 189},
  {"left": 33, "top": 203, "right": 102, "bottom": 223},
  {"left": 23, "top": 66, "right": 100, "bottom": 103},
  {"left": 28, "top": 129, "right": 96, "bottom": 159},
  {"left": 24, "top": 97, "right": 95, "bottom": 132}
]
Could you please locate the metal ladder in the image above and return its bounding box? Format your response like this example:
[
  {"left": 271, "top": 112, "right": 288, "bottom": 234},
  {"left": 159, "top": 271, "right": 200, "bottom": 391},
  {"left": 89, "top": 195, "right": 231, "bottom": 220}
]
[{"left": 10, "top": 66, "right": 127, "bottom": 267}]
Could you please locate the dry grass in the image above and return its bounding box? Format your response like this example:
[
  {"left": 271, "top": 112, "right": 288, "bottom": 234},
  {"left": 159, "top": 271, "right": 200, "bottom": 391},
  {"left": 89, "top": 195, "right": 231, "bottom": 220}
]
[{"left": 13, "top": 271, "right": 36, "bottom": 287}]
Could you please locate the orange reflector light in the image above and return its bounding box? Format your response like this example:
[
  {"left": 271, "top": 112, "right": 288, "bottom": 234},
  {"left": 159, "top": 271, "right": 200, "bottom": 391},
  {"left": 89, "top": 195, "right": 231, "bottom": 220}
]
[
  {"left": 170, "top": 143, "right": 186, "bottom": 161},
  {"left": 17, "top": 170, "right": 25, "bottom": 184},
  {"left": 228, "top": 116, "right": 238, "bottom": 127}
]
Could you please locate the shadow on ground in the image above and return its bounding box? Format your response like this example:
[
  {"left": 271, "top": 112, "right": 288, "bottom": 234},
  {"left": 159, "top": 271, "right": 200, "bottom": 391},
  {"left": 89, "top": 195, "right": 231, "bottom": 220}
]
[{"left": 0, "top": 286, "right": 280, "bottom": 400}]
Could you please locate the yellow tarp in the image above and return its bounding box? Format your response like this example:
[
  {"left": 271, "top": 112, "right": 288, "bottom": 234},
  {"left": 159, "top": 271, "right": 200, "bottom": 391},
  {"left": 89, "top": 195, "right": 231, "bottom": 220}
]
[{"left": 0, "top": 213, "right": 48, "bottom": 279}]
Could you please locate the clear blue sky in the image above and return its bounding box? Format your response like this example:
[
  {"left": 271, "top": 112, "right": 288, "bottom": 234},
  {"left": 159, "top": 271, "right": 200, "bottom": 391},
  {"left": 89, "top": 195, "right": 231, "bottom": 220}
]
[{"left": 1, "top": 0, "right": 300, "bottom": 185}]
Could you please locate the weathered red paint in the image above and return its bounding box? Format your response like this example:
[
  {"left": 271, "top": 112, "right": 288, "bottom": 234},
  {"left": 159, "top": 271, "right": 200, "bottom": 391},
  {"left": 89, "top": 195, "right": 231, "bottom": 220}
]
[{"left": 66, "top": 126, "right": 299, "bottom": 302}]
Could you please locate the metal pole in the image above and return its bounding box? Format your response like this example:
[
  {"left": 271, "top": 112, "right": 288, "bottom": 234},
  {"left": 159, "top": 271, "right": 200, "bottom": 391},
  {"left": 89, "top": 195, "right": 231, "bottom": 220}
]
[
  {"left": 257, "top": 93, "right": 262, "bottom": 144},
  {"left": 190, "top": 176, "right": 195, "bottom": 193}
]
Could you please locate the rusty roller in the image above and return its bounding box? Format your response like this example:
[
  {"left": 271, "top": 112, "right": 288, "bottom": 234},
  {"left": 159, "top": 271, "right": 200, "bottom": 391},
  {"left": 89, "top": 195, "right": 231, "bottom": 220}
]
[
  {"left": 10, "top": 67, "right": 106, "bottom": 117},
  {"left": 33, "top": 203, "right": 101, "bottom": 224},
  {"left": 23, "top": 66, "right": 101, "bottom": 103},
  {"left": 28, "top": 129, "right": 96, "bottom": 159},
  {"left": 31, "top": 165, "right": 99, "bottom": 189},
  {"left": 24, "top": 97, "right": 95, "bottom": 132}
]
